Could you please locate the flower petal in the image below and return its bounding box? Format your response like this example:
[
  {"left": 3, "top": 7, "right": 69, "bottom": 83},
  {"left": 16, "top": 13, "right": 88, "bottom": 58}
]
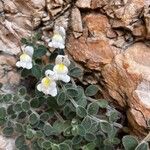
[
  {"left": 16, "top": 61, "right": 21, "bottom": 67},
  {"left": 53, "top": 64, "right": 68, "bottom": 74},
  {"left": 58, "top": 74, "right": 70, "bottom": 83},
  {"left": 49, "top": 87, "right": 57, "bottom": 97},
  {"left": 37, "top": 84, "right": 42, "bottom": 91},
  {"left": 24, "top": 46, "right": 34, "bottom": 57},
  {"left": 25, "top": 62, "right": 32, "bottom": 69}
]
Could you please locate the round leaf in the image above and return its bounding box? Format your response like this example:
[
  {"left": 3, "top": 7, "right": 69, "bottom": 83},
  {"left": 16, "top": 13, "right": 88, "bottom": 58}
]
[
  {"left": 87, "top": 102, "right": 99, "bottom": 115},
  {"left": 122, "top": 135, "right": 138, "bottom": 150},
  {"left": 76, "top": 106, "right": 87, "bottom": 118},
  {"left": 85, "top": 85, "right": 99, "bottom": 96},
  {"left": 57, "top": 92, "right": 66, "bottom": 106}
]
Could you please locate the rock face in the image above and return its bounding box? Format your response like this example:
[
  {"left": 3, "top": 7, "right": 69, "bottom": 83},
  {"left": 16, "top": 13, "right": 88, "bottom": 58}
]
[
  {"left": 67, "top": 0, "right": 150, "bottom": 136},
  {"left": 1, "top": 0, "right": 150, "bottom": 138}
]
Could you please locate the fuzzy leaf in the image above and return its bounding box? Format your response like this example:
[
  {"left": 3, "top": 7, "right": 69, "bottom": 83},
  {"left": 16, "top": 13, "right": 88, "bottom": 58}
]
[
  {"left": 31, "top": 65, "right": 42, "bottom": 79},
  {"left": 135, "top": 142, "right": 149, "bottom": 150},
  {"left": 122, "top": 135, "right": 138, "bottom": 150},
  {"left": 97, "top": 100, "right": 108, "bottom": 108},
  {"left": 87, "top": 102, "right": 99, "bottom": 115},
  {"left": 67, "top": 88, "right": 79, "bottom": 97},
  {"left": 69, "top": 67, "right": 83, "bottom": 78},
  {"left": 76, "top": 106, "right": 87, "bottom": 118},
  {"left": 100, "top": 122, "right": 112, "bottom": 134},
  {"left": 81, "top": 116, "right": 92, "bottom": 130},
  {"left": 33, "top": 45, "right": 47, "bottom": 58},
  {"left": 43, "top": 124, "right": 54, "bottom": 136},
  {"left": 84, "top": 133, "right": 96, "bottom": 142},
  {"left": 15, "top": 135, "right": 26, "bottom": 148},
  {"left": 57, "top": 91, "right": 66, "bottom": 106},
  {"left": 85, "top": 85, "right": 99, "bottom": 96},
  {"left": 29, "top": 113, "right": 39, "bottom": 125},
  {"left": 3, "top": 127, "right": 14, "bottom": 137}
]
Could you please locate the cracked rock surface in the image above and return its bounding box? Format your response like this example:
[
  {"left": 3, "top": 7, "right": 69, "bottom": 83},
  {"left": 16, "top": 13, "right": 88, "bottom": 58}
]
[{"left": 0, "top": 1, "right": 150, "bottom": 148}]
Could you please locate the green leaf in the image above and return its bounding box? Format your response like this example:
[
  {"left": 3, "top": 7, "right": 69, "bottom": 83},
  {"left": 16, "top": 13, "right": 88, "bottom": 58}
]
[
  {"left": 42, "top": 141, "right": 51, "bottom": 149},
  {"left": 100, "top": 122, "right": 112, "bottom": 133},
  {"left": 3, "top": 94, "right": 12, "bottom": 103},
  {"left": 15, "top": 123, "right": 24, "bottom": 133},
  {"left": 77, "top": 125, "right": 86, "bottom": 136},
  {"left": 31, "top": 65, "right": 42, "bottom": 79},
  {"left": 69, "top": 67, "right": 83, "bottom": 78},
  {"left": 85, "top": 85, "right": 99, "bottom": 97},
  {"left": 122, "top": 135, "right": 138, "bottom": 150},
  {"left": 42, "top": 64, "right": 54, "bottom": 76},
  {"left": 81, "top": 116, "right": 92, "bottom": 130},
  {"left": 43, "top": 124, "right": 54, "bottom": 136},
  {"left": 88, "top": 122, "right": 98, "bottom": 133},
  {"left": 33, "top": 45, "right": 47, "bottom": 58},
  {"left": 21, "top": 38, "right": 28, "bottom": 44},
  {"left": 76, "top": 97, "right": 87, "bottom": 108},
  {"left": 30, "top": 98, "right": 40, "bottom": 108},
  {"left": 51, "top": 144, "right": 59, "bottom": 150},
  {"left": 135, "top": 142, "right": 149, "bottom": 150},
  {"left": 82, "top": 142, "right": 96, "bottom": 150},
  {"left": 87, "top": 102, "right": 99, "bottom": 115},
  {"left": 67, "top": 88, "right": 79, "bottom": 97},
  {"left": 109, "top": 111, "right": 120, "bottom": 123},
  {"left": 18, "top": 87, "right": 27, "bottom": 96},
  {"left": 59, "top": 143, "right": 71, "bottom": 150},
  {"left": 72, "top": 135, "right": 82, "bottom": 145},
  {"left": 0, "top": 107, "right": 6, "bottom": 119},
  {"left": 18, "top": 145, "right": 30, "bottom": 150},
  {"left": 57, "top": 91, "right": 66, "bottom": 106},
  {"left": 40, "top": 112, "right": 49, "bottom": 122},
  {"left": 18, "top": 111, "right": 27, "bottom": 120},
  {"left": 3, "top": 127, "right": 14, "bottom": 137},
  {"left": 14, "top": 104, "right": 22, "bottom": 112},
  {"left": 22, "top": 101, "right": 30, "bottom": 111},
  {"left": 15, "top": 135, "right": 26, "bottom": 148},
  {"left": 76, "top": 106, "right": 87, "bottom": 118},
  {"left": 29, "top": 113, "right": 39, "bottom": 125},
  {"left": 21, "top": 69, "right": 31, "bottom": 77},
  {"left": 97, "top": 99, "right": 108, "bottom": 108},
  {"left": 53, "top": 120, "right": 70, "bottom": 135},
  {"left": 84, "top": 132, "right": 96, "bottom": 142},
  {"left": 26, "top": 129, "right": 34, "bottom": 139}
]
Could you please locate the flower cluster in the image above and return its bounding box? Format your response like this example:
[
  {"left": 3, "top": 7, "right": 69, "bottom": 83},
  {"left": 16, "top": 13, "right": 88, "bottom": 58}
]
[
  {"left": 37, "top": 55, "right": 70, "bottom": 96},
  {"left": 16, "top": 46, "right": 34, "bottom": 70},
  {"left": 48, "top": 26, "right": 66, "bottom": 49},
  {"left": 16, "top": 26, "right": 70, "bottom": 96}
]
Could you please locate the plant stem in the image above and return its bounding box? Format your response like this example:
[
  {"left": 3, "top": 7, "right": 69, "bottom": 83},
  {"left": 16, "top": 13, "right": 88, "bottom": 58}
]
[{"left": 54, "top": 111, "right": 65, "bottom": 123}]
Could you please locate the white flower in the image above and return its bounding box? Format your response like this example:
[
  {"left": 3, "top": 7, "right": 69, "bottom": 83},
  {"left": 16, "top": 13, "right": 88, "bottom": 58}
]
[
  {"left": 16, "top": 46, "right": 34, "bottom": 69},
  {"left": 37, "top": 70, "right": 57, "bottom": 96},
  {"left": 48, "top": 26, "right": 66, "bottom": 49},
  {"left": 53, "top": 55, "right": 70, "bottom": 83}
]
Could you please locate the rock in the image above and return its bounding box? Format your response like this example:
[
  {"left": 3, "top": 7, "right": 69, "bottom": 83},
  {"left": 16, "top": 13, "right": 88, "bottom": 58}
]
[
  {"left": 67, "top": 13, "right": 119, "bottom": 70},
  {"left": 67, "top": 5, "right": 150, "bottom": 136},
  {"left": 75, "top": 0, "right": 91, "bottom": 9},
  {"left": 0, "top": 54, "right": 20, "bottom": 91},
  {"left": 0, "top": 135, "right": 15, "bottom": 150},
  {"left": 71, "top": 7, "right": 83, "bottom": 38},
  {"left": 0, "top": 0, "right": 46, "bottom": 55}
]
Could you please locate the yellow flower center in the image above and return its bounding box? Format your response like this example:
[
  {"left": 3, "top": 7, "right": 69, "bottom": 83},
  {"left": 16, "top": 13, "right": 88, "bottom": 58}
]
[
  {"left": 56, "top": 64, "right": 65, "bottom": 72},
  {"left": 20, "top": 53, "right": 30, "bottom": 61},
  {"left": 53, "top": 34, "right": 63, "bottom": 41},
  {"left": 42, "top": 77, "right": 52, "bottom": 87}
]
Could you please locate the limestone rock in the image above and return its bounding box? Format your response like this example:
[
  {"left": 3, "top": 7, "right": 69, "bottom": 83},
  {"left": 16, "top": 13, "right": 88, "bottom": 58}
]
[
  {"left": 71, "top": 7, "right": 83, "bottom": 38},
  {"left": 0, "top": 135, "right": 15, "bottom": 150},
  {"left": 75, "top": 0, "right": 91, "bottom": 9},
  {"left": 67, "top": 0, "right": 150, "bottom": 136},
  {"left": 67, "top": 13, "right": 119, "bottom": 70}
]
